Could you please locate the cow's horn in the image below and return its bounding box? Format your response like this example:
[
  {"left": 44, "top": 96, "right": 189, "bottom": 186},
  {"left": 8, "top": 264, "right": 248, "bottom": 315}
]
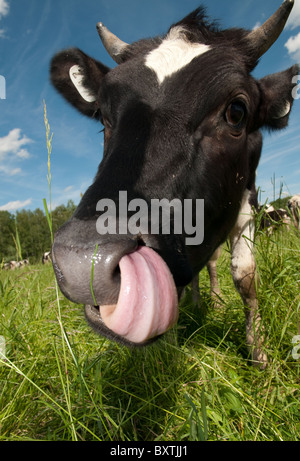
[
  {"left": 96, "top": 22, "right": 129, "bottom": 64},
  {"left": 247, "top": 0, "right": 294, "bottom": 59}
]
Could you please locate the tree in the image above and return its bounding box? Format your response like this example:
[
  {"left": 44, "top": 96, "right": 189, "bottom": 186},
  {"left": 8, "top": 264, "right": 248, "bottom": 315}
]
[
  {"left": 0, "top": 211, "right": 15, "bottom": 262},
  {"left": 52, "top": 200, "right": 76, "bottom": 234},
  {"left": 0, "top": 201, "right": 77, "bottom": 263}
]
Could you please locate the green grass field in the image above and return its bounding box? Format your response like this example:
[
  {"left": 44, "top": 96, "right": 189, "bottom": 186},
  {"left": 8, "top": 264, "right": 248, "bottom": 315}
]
[{"left": 0, "top": 226, "right": 299, "bottom": 441}]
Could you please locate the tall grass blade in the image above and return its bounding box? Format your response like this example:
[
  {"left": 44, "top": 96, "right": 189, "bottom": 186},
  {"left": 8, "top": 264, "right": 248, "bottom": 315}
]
[{"left": 43, "top": 100, "right": 53, "bottom": 243}]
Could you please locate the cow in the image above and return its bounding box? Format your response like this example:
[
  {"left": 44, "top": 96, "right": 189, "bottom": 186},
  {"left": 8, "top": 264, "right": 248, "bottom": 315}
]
[
  {"left": 288, "top": 194, "right": 300, "bottom": 229},
  {"left": 258, "top": 206, "right": 291, "bottom": 234},
  {"left": 50, "top": 1, "right": 298, "bottom": 369},
  {"left": 8, "top": 261, "right": 18, "bottom": 270},
  {"left": 3, "top": 259, "right": 29, "bottom": 270},
  {"left": 15, "top": 259, "right": 29, "bottom": 268},
  {"left": 193, "top": 203, "right": 291, "bottom": 309},
  {"left": 42, "top": 251, "right": 52, "bottom": 264}
]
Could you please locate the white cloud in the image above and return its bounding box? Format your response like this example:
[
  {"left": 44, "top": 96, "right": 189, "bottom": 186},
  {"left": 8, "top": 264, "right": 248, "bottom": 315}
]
[
  {"left": 0, "top": 128, "right": 32, "bottom": 175},
  {"left": 0, "top": 0, "right": 9, "bottom": 37},
  {"left": 287, "top": 0, "right": 300, "bottom": 30},
  {"left": 0, "top": 165, "right": 21, "bottom": 175},
  {"left": 252, "top": 21, "right": 261, "bottom": 31},
  {"left": 0, "top": 128, "right": 32, "bottom": 159},
  {"left": 0, "top": 199, "right": 32, "bottom": 211},
  {"left": 282, "top": 0, "right": 300, "bottom": 62},
  {"left": 64, "top": 185, "right": 74, "bottom": 193},
  {"left": 285, "top": 31, "right": 300, "bottom": 62},
  {"left": 0, "top": 0, "right": 9, "bottom": 19}
]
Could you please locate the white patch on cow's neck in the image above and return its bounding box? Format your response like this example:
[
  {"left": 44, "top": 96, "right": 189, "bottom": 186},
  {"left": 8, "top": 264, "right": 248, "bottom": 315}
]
[
  {"left": 145, "top": 26, "right": 211, "bottom": 84},
  {"left": 69, "top": 65, "right": 97, "bottom": 102}
]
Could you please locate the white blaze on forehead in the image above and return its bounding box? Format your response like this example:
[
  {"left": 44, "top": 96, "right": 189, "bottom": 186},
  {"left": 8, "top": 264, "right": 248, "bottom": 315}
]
[{"left": 145, "top": 26, "right": 211, "bottom": 84}]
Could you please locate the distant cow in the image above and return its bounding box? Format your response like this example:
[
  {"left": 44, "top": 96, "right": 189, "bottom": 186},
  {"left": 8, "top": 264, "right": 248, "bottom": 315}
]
[
  {"left": 50, "top": 1, "right": 298, "bottom": 369},
  {"left": 288, "top": 195, "right": 300, "bottom": 230},
  {"left": 3, "top": 259, "right": 29, "bottom": 270},
  {"left": 20, "top": 259, "right": 30, "bottom": 267},
  {"left": 259, "top": 206, "right": 291, "bottom": 234},
  {"left": 9, "top": 261, "right": 18, "bottom": 270},
  {"left": 42, "top": 251, "right": 52, "bottom": 264}
]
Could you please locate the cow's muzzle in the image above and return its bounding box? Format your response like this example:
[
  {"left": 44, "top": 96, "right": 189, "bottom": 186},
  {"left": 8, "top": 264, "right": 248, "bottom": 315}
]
[{"left": 51, "top": 219, "right": 179, "bottom": 345}]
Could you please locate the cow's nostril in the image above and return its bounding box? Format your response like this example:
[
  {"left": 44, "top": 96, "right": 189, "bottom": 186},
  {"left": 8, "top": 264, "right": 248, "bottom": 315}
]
[
  {"left": 113, "top": 264, "right": 121, "bottom": 283},
  {"left": 136, "top": 234, "right": 146, "bottom": 248}
]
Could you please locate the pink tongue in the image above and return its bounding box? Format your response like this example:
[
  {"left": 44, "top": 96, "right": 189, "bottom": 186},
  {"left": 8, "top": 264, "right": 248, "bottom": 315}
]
[{"left": 99, "top": 246, "right": 178, "bottom": 344}]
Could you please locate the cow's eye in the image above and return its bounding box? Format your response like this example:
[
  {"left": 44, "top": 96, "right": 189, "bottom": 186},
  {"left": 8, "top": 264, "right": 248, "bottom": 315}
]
[{"left": 225, "top": 101, "right": 247, "bottom": 129}]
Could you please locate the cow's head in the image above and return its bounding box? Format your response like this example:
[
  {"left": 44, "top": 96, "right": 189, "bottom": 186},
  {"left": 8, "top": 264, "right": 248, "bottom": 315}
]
[{"left": 50, "top": 1, "right": 298, "bottom": 346}]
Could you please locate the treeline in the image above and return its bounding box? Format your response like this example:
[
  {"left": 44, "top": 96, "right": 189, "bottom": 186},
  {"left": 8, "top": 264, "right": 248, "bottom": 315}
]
[
  {"left": 270, "top": 196, "right": 291, "bottom": 210},
  {"left": 0, "top": 200, "right": 76, "bottom": 264}
]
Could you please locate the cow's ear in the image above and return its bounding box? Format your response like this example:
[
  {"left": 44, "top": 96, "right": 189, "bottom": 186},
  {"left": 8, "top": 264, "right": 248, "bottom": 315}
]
[
  {"left": 258, "top": 65, "right": 299, "bottom": 130},
  {"left": 50, "top": 48, "right": 110, "bottom": 118}
]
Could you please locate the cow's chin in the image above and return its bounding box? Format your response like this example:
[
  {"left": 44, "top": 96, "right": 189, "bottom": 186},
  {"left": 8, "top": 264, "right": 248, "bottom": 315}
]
[{"left": 84, "top": 246, "right": 179, "bottom": 346}]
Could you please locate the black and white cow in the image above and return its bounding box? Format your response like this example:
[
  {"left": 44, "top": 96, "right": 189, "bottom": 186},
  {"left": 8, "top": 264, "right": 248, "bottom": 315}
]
[
  {"left": 50, "top": 1, "right": 298, "bottom": 368},
  {"left": 42, "top": 251, "right": 52, "bottom": 265},
  {"left": 258, "top": 205, "right": 291, "bottom": 234},
  {"left": 3, "top": 259, "right": 29, "bottom": 270},
  {"left": 288, "top": 194, "right": 300, "bottom": 229}
]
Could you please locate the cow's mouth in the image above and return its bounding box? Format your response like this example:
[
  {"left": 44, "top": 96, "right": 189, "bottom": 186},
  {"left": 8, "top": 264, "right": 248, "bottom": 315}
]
[{"left": 84, "top": 246, "right": 179, "bottom": 345}]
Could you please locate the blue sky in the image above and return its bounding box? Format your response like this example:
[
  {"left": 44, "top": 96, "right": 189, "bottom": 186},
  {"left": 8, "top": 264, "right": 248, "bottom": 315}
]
[{"left": 0, "top": 0, "right": 299, "bottom": 212}]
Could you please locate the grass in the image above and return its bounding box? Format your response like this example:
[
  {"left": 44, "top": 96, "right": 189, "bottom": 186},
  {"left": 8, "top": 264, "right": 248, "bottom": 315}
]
[{"left": 0, "top": 225, "right": 299, "bottom": 441}]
